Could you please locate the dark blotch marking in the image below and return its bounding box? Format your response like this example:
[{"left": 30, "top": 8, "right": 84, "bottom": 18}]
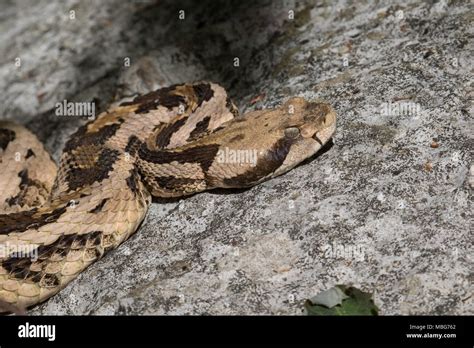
[
  {"left": 120, "top": 85, "right": 185, "bottom": 114},
  {"left": 25, "top": 149, "right": 36, "bottom": 159},
  {"left": 65, "top": 148, "right": 120, "bottom": 191},
  {"left": 155, "top": 117, "right": 188, "bottom": 149},
  {"left": 223, "top": 137, "right": 295, "bottom": 187},
  {"left": 88, "top": 198, "right": 108, "bottom": 214},
  {"left": 90, "top": 231, "right": 103, "bottom": 246},
  {"left": 0, "top": 205, "right": 67, "bottom": 235},
  {"left": 126, "top": 166, "right": 141, "bottom": 196},
  {"left": 1, "top": 231, "right": 103, "bottom": 283},
  {"left": 63, "top": 122, "right": 122, "bottom": 153},
  {"left": 125, "top": 135, "right": 141, "bottom": 156},
  {"left": 17, "top": 169, "right": 29, "bottom": 188},
  {"left": 6, "top": 169, "right": 29, "bottom": 206},
  {"left": 10, "top": 267, "right": 29, "bottom": 279},
  {"left": 139, "top": 143, "right": 220, "bottom": 172},
  {"left": 193, "top": 83, "right": 214, "bottom": 106},
  {"left": 0, "top": 128, "right": 15, "bottom": 151},
  {"left": 30, "top": 272, "right": 42, "bottom": 283},
  {"left": 188, "top": 116, "right": 211, "bottom": 142},
  {"left": 42, "top": 274, "right": 60, "bottom": 287},
  {"left": 5, "top": 169, "right": 47, "bottom": 208},
  {"left": 71, "top": 233, "right": 93, "bottom": 248},
  {"left": 229, "top": 134, "right": 245, "bottom": 143}
]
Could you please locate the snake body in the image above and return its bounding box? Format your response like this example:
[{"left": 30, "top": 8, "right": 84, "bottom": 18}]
[{"left": 0, "top": 82, "right": 336, "bottom": 310}]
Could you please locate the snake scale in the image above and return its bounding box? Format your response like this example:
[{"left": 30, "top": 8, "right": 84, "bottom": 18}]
[{"left": 0, "top": 82, "right": 336, "bottom": 311}]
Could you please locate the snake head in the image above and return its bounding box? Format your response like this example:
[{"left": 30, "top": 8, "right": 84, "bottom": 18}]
[
  {"left": 282, "top": 97, "right": 336, "bottom": 146},
  {"left": 224, "top": 96, "right": 337, "bottom": 182},
  {"left": 269, "top": 97, "right": 336, "bottom": 176}
]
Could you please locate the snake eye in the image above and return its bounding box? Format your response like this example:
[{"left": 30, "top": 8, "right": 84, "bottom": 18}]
[{"left": 284, "top": 127, "right": 300, "bottom": 139}]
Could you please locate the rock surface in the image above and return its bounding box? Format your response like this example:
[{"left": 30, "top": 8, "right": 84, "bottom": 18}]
[{"left": 0, "top": 0, "right": 471, "bottom": 314}]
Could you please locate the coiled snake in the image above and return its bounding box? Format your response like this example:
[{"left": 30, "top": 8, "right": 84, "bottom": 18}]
[{"left": 0, "top": 82, "right": 336, "bottom": 311}]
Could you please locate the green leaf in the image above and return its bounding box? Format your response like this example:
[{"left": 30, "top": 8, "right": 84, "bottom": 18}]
[
  {"left": 305, "top": 285, "right": 379, "bottom": 316},
  {"left": 308, "top": 286, "right": 349, "bottom": 308}
]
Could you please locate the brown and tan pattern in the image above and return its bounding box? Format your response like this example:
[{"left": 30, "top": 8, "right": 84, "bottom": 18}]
[{"left": 0, "top": 82, "right": 336, "bottom": 311}]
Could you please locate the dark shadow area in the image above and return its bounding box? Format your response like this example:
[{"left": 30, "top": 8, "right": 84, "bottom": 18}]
[
  {"left": 124, "top": 0, "right": 283, "bottom": 101},
  {"left": 26, "top": 1, "right": 286, "bottom": 147}
]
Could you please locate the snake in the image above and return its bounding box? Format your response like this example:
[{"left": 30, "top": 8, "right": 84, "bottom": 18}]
[{"left": 0, "top": 82, "right": 336, "bottom": 311}]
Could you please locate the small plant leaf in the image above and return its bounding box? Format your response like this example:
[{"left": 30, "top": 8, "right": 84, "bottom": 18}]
[
  {"left": 308, "top": 286, "right": 349, "bottom": 308},
  {"left": 305, "top": 285, "right": 379, "bottom": 316}
]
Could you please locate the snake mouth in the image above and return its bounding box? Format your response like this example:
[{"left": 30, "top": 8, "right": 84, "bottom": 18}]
[
  {"left": 312, "top": 133, "right": 324, "bottom": 146},
  {"left": 311, "top": 109, "right": 336, "bottom": 147}
]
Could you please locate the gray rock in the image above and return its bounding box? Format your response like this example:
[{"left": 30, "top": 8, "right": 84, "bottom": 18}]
[{"left": 0, "top": 0, "right": 471, "bottom": 315}]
